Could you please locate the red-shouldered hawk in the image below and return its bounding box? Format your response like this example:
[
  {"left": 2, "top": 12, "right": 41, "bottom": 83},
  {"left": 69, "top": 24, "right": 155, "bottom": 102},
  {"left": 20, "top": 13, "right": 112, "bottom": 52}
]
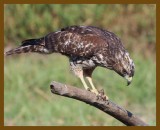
[{"left": 5, "top": 26, "right": 135, "bottom": 100}]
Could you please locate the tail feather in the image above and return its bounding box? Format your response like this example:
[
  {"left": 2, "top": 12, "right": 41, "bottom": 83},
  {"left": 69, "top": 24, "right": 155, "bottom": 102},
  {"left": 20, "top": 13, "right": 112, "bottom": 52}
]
[
  {"left": 4, "top": 38, "right": 45, "bottom": 56},
  {"left": 4, "top": 45, "right": 34, "bottom": 56}
]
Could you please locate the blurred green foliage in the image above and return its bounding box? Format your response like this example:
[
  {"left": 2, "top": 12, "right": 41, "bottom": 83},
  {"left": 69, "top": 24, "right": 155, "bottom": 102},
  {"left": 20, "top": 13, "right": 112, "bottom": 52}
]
[
  {"left": 4, "top": 4, "right": 156, "bottom": 126},
  {"left": 4, "top": 4, "right": 156, "bottom": 59},
  {"left": 4, "top": 54, "right": 156, "bottom": 126}
]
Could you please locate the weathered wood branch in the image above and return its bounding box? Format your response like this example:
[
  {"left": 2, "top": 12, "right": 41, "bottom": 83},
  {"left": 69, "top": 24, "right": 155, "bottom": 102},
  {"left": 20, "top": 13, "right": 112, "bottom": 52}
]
[{"left": 50, "top": 81, "right": 148, "bottom": 126}]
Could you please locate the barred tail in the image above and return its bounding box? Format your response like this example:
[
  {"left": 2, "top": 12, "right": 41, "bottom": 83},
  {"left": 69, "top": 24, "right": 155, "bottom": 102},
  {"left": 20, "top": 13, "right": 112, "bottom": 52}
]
[
  {"left": 4, "top": 45, "right": 34, "bottom": 56},
  {"left": 4, "top": 38, "right": 45, "bottom": 56}
]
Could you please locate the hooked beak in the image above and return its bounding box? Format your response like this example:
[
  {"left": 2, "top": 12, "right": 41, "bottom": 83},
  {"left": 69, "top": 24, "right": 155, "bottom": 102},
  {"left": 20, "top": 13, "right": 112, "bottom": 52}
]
[{"left": 125, "top": 75, "right": 132, "bottom": 86}]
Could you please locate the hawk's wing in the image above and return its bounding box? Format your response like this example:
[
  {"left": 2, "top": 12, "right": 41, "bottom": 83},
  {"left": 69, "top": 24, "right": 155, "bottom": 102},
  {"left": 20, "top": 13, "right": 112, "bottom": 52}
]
[{"left": 46, "top": 25, "right": 124, "bottom": 58}]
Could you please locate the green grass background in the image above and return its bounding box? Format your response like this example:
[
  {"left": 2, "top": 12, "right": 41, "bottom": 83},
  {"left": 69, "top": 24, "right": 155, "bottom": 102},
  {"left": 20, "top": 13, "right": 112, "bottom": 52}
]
[{"left": 4, "top": 4, "right": 156, "bottom": 126}]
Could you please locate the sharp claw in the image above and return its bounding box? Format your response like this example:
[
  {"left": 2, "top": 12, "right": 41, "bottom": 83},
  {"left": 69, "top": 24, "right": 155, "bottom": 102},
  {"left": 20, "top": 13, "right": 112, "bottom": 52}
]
[
  {"left": 99, "top": 89, "right": 105, "bottom": 95},
  {"left": 88, "top": 88, "right": 109, "bottom": 101},
  {"left": 104, "top": 95, "right": 109, "bottom": 101},
  {"left": 96, "top": 94, "right": 109, "bottom": 101},
  {"left": 94, "top": 89, "right": 109, "bottom": 101}
]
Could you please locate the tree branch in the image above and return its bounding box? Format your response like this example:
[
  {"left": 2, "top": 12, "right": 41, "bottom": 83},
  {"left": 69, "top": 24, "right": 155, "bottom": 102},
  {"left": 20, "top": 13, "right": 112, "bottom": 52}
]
[{"left": 50, "top": 81, "right": 148, "bottom": 126}]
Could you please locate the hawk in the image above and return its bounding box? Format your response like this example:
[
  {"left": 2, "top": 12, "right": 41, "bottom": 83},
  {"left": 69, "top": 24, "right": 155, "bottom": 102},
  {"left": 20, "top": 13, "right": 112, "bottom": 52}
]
[{"left": 5, "top": 25, "right": 135, "bottom": 99}]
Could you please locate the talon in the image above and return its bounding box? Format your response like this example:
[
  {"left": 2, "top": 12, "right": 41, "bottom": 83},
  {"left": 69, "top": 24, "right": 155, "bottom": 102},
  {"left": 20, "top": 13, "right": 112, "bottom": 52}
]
[
  {"left": 96, "top": 94, "right": 109, "bottom": 101},
  {"left": 104, "top": 95, "right": 109, "bottom": 101},
  {"left": 97, "top": 89, "right": 108, "bottom": 101},
  {"left": 96, "top": 94, "right": 103, "bottom": 101},
  {"left": 96, "top": 94, "right": 100, "bottom": 100},
  {"left": 99, "top": 89, "right": 105, "bottom": 96},
  {"left": 94, "top": 89, "right": 109, "bottom": 101}
]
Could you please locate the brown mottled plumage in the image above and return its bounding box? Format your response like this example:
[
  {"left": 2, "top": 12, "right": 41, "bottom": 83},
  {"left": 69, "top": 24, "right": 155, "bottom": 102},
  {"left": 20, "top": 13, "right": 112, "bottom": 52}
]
[{"left": 5, "top": 25, "right": 135, "bottom": 99}]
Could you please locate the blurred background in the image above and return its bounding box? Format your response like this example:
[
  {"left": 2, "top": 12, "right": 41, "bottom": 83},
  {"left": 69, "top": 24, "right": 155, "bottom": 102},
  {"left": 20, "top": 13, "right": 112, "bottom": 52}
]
[{"left": 4, "top": 4, "right": 156, "bottom": 126}]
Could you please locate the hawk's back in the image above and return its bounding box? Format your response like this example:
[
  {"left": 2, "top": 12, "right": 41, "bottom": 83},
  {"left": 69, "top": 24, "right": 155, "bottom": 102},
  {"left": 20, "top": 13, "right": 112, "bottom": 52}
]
[{"left": 45, "top": 25, "right": 125, "bottom": 59}]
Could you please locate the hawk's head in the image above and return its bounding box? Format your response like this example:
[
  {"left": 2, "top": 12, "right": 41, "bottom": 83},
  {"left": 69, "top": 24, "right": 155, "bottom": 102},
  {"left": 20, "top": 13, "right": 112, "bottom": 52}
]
[{"left": 113, "top": 51, "right": 135, "bottom": 86}]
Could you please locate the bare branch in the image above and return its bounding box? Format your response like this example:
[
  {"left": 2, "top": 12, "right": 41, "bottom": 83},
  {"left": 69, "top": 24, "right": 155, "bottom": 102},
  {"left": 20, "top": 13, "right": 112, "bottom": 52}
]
[{"left": 50, "top": 81, "right": 148, "bottom": 126}]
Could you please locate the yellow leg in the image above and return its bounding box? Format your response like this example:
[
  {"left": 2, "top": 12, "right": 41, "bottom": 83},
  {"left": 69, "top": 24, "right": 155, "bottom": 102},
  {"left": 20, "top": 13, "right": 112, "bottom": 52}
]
[
  {"left": 70, "top": 62, "right": 90, "bottom": 90},
  {"left": 79, "top": 75, "right": 90, "bottom": 90},
  {"left": 86, "top": 76, "right": 109, "bottom": 100},
  {"left": 86, "top": 77, "right": 99, "bottom": 95}
]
